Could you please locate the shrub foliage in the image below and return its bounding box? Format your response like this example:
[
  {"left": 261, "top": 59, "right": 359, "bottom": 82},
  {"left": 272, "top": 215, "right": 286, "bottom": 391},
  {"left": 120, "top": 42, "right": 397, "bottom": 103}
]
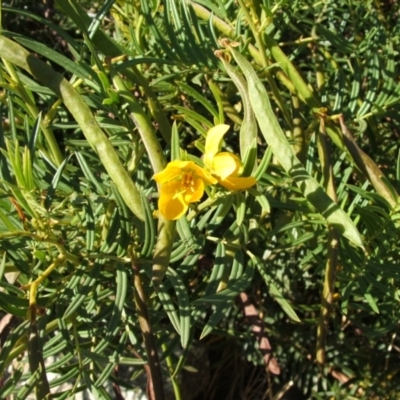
[{"left": 0, "top": 0, "right": 400, "bottom": 399}]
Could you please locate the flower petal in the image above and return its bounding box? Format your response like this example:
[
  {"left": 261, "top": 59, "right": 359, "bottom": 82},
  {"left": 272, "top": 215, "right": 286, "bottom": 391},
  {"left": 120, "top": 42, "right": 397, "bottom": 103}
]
[
  {"left": 219, "top": 176, "right": 257, "bottom": 191},
  {"left": 184, "top": 177, "right": 204, "bottom": 203},
  {"left": 189, "top": 163, "right": 218, "bottom": 185},
  {"left": 212, "top": 152, "right": 242, "bottom": 180},
  {"left": 154, "top": 160, "right": 217, "bottom": 186},
  {"left": 169, "top": 160, "right": 193, "bottom": 169},
  {"left": 154, "top": 160, "right": 198, "bottom": 182},
  {"left": 154, "top": 159, "right": 218, "bottom": 219},
  {"left": 153, "top": 164, "right": 181, "bottom": 184},
  {"left": 204, "top": 124, "right": 230, "bottom": 158},
  {"left": 158, "top": 181, "right": 188, "bottom": 220}
]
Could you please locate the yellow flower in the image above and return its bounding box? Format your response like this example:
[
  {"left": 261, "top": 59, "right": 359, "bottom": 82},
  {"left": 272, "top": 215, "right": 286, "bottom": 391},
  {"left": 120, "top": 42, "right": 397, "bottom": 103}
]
[
  {"left": 203, "top": 124, "right": 257, "bottom": 190},
  {"left": 153, "top": 160, "right": 217, "bottom": 220}
]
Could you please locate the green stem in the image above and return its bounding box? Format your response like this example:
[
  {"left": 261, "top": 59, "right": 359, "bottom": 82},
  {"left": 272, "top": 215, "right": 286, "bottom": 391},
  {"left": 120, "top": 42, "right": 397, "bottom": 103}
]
[
  {"left": 123, "top": 66, "right": 172, "bottom": 143},
  {"left": 238, "top": 0, "right": 293, "bottom": 127},
  {"left": 190, "top": 1, "right": 297, "bottom": 95},
  {"left": 262, "top": 32, "right": 320, "bottom": 109},
  {"left": 192, "top": 1, "right": 320, "bottom": 110},
  {"left": 291, "top": 95, "right": 306, "bottom": 163},
  {"left": 110, "top": 71, "right": 167, "bottom": 173},
  {"left": 26, "top": 254, "right": 67, "bottom": 296},
  {"left": 162, "top": 342, "right": 182, "bottom": 400},
  {"left": 0, "top": 35, "right": 145, "bottom": 220},
  {"left": 110, "top": 66, "right": 175, "bottom": 288},
  {"left": 0, "top": 231, "right": 80, "bottom": 264}
]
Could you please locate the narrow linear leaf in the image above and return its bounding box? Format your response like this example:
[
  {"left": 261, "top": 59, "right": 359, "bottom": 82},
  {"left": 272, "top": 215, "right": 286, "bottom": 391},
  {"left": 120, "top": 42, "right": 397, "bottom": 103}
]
[
  {"left": 167, "top": 268, "right": 191, "bottom": 349},
  {"left": 230, "top": 48, "right": 364, "bottom": 248},
  {"left": 255, "top": 257, "right": 301, "bottom": 323},
  {"left": 0, "top": 35, "right": 144, "bottom": 220},
  {"left": 220, "top": 57, "right": 257, "bottom": 167}
]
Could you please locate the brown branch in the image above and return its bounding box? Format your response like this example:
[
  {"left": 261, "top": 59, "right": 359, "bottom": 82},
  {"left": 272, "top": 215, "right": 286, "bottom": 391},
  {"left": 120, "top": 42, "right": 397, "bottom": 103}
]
[
  {"left": 27, "top": 305, "right": 50, "bottom": 399},
  {"left": 238, "top": 292, "right": 280, "bottom": 375},
  {"left": 111, "top": 366, "right": 126, "bottom": 400},
  {"left": 316, "top": 114, "right": 339, "bottom": 365},
  {"left": 131, "top": 249, "right": 165, "bottom": 400}
]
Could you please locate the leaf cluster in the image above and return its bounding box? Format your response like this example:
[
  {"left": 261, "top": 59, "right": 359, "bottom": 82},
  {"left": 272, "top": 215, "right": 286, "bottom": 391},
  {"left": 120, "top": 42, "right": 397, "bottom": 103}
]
[{"left": 0, "top": 0, "right": 400, "bottom": 399}]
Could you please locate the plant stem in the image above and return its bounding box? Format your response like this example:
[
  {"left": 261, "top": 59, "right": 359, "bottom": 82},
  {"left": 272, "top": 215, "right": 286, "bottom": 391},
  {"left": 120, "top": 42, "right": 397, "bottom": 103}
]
[
  {"left": 110, "top": 66, "right": 175, "bottom": 288},
  {"left": 316, "top": 115, "right": 339, "bottom": 365},
  {"left": 27, "top": 305, "right": 51, "bottom": 400},
  {"left": 0, "top": 36, "right": 145, "bottom": 220},
  {"left": 190, "top": 1, "right": 297, "bottom": 95},
  {"left": 131, "top": 250, "right": 165, "bottom": 400},
  {"left": 237, "top": 0, "right": 293, "bottom": 127},
  {"left": 162, "top": 342, "right": 182, "bottom": 400}
]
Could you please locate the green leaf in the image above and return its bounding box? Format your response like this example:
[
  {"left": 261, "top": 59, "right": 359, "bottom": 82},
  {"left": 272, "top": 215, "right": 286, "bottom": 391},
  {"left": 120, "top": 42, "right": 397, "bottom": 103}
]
[
  {"left": 230, "top": 48, "right": 364, "bottom": 249},
  {"left": 235, "top": 192, "right": 246, "bottom": 226},
  {"left": 174, "top": 106, "right": 214, "bottom": 130},
  {"left": 193, "top": 250, "right": 254, "bottom": 304},
  {"left": 0, "top": 367, "right": 23, "bottom": 398},
  {"left": 203, "top": 242, "right": 227, "bottom": 296},
  {"left": 171, "top": 121, "right": 181, "bottom": 161},
  {"left": 63, "top": 261, "right": 103, "bottom": 319},
  {"left": 200, "top": 302, "right": 230, "bottom": 339},
  {"left": 220, "top": 57, "right": 257, "bottom": 171},
  {"left": 167, "top": 268, "right": 192, "bottom": 349},
  {"left": 140, "top": 191, "right": 156, "bottom": 258},
  {"left": 254, "top": 255, "right": 301, "bottom": 323},
  {"left": 157, "top": 282, "right": 181, "bottom": 334},
  {"left": 209, "top": 194, "right": 234, "bottom": 226},
  {"left": 177, "top": 82, "right": 219, "bottom": 120},
  {"left": 364, "top": 292, "right": 380, "bottom": 314},
  {"left": 176, "top": 217, "right": 196, "bottom": 250},
  {"left": 10, "top": 34, "right": 91, "bottom": 81}
]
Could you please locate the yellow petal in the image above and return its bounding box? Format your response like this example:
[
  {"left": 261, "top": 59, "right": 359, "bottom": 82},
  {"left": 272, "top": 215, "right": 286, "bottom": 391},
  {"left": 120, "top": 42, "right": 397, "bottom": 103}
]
[
  {"left": 184, "top": 177, "right": 204, "bottom": 203},
  {"left": 159, "top": 179, "right": 181, "bottom": 199},
  {"left": 212, "top": 152, "right": 242, "bottom": 180},
  {"left": 189, "top": 163, "right": 218, "bottom": 185},
  {"left": 204, "top": 124, "right": 230, "bottom": 158},
  {"left": 158, "top": 181, "right": 188, "bottom": 220},
  {"left": 169, "top": 160, "right": 192, "bottom": 169},
  {"left": 154, "top": 160, "right": 197, "bottom": 182},
  {"left": 159, "top": 195, "right": 187, "bottom": 220},
  {"left": 219, "top": 176, "right": 257, "bottom": 191},
  {"left": 153, "top": 163, "right": 181, "bottom": 184},
  {"left": 154, "top": 160, "right": 217, "bottom": 185}
]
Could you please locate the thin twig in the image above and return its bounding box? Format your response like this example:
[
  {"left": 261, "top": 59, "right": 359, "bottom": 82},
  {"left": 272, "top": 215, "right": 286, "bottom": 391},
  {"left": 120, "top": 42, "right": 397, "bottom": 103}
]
[
  {"left": 130, "top": 248, "right": 165, "bottom": 400},
  {"left": 316, "top": 114, "right": 339, "bottom": 365}
]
